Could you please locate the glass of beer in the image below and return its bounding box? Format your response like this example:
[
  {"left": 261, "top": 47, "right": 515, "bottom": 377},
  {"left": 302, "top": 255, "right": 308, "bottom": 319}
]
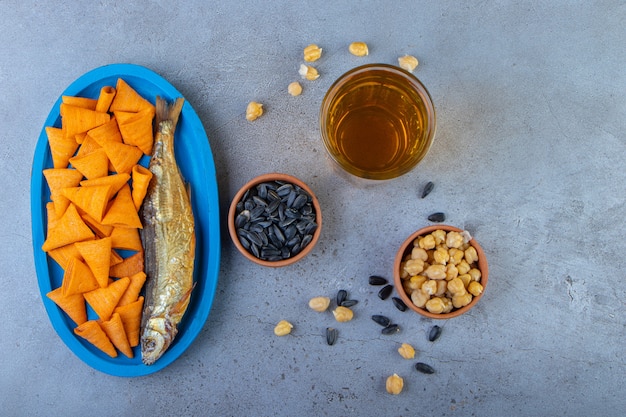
[{"left": 320, "top": 64, "right": 436, "bottom": 181}]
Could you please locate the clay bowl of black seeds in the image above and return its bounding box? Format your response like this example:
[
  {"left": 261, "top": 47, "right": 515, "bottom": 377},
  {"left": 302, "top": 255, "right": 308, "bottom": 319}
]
[
  {"left": 393, "top": 225, "right": 489, "bottom": 319},
  {"left": 228, "top": 173, "right": 322, "bottom": 267}
]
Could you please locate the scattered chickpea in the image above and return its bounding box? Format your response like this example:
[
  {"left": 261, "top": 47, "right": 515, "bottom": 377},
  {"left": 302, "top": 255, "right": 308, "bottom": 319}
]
[
  {"left": 424, "top": 264, "right": 446, "bottom": 280},
  {"left": 245, "top": 101, "right": 264, "bottom": 121},
  {"left": 446, "top": 231, "right": 464, "bottom": 249},
  {"left": 398, "top": 343, "right": 416, "bottom": 359},
  {"left": 404, "top": 258, "right": 424, "bottom": 276},
  {"left": 447, "top": 277, "right": 466, "bottom": 296},
  {"left": 452, "top": 293, "right": 473, "bottom": 309},
  {"left": 398, "top": 55, "right": 419, "bottom": 73},
  {"left": 418, "top": 234, "right": 436, "bottom": 250},
  {"left": 333, "top": 306, "right": 354, "bottom": 322},
  {"left": 433, "top": 247, "right": 450, "bottom": 265},
  {"left": 445, "top": 264, "right": 459, "bottom": 281},
  {"left": 421, "top": 279, "right": 437, "bottom": 296},
  {"left": 386, "top": 374, "right": 404, "bottom": 395},
  {"left": 299, "top": 64, "right": 319, "bottom": 80},
  {"left": 349, "top": 41, "right": 369, "bottom": 56},
  {"left": 464, "top": 246, "right": 479, "bottom": 264},
  {"left": 274, "top": 320, "right": 293, "bottom": 336},
  {"left": 448, "top": 248, "right": 465, "bottom": 265},
  {"left": 303, "top": 44, "right": 323, "bottom": 62},
  {"left": 468, "top": 268, "right": 482, "bottom": 282},
  {"left": 411, "top": 247, "right": 428, "bottom": 261},
  {"left": 288, "top": 81, "right": 303, "bottom": 96},
  {"left": 457, "top": 260, "right": 471, "bottom": 275},
  {"left": 411, "top": 289, "right": 430, "bottom": 308},
  {"left": 308, "top": 296, "right": 330, "bottom": 312},
  {"left": 425, "top": 297, "right": 446, "bottom": 314},
  {"left": 468, "top": 281, "right": 484, "bottom": 296}
]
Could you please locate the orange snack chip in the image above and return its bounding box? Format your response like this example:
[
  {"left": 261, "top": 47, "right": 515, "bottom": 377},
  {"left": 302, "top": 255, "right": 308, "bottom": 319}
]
[
  {"left": 99, "top": 312, "right": 133, "bottom": 358},
  {"left": 46, "top": 287, "right": 87, "bottom": 326},
  {"left": 83, "top": 276, "right": 130, "bottom": 321},
  {"left": 74, "top": 320, "right": 118, "bottom": 358}
]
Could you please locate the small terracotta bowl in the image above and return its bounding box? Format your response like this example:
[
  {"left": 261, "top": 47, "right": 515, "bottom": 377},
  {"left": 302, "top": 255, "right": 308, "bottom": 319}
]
[
  {"left": 393, "top": 225, "right": 488, "bottom": 319},
  {"left": 228, "top": 173, "right": 322, "bottom": 267}
]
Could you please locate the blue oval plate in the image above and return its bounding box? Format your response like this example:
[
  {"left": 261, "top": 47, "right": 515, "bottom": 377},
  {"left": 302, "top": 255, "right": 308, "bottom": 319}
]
[{"left": 30, "top": 64, "right": 221, "bottom": 377}]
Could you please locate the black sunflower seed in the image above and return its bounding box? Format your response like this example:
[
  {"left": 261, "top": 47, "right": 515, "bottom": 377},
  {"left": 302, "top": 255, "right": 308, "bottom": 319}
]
[
  {"left": 371, "top": 315, "right": 391, "bottom": 327},
  {"left": 336, "top": 290, "right": 347, "bottom": 306},
  {"left": 326, "top": 327, "right": 338, "bottom": 346},
  {"left": 368, "top": 275, "right": 388, "bottom": 286},
  {"left": 392, "top": 297, "right": 407, "bottom": 312},
  {"left": 428, "top": 325, "right": 442, "bottom": 342},
  {"left": 378, "top": 285, "right": 393, "bottom": 300},
  {"left": 415, "top": 362, "right": 435, "bottom": 374},
  {"left": 340, "top": 299, "right": 358, "bottom": 308},
  {"left": 381, "top": 324, "right": 400, "bottom": 335},
  {"left": 421, "top": 181, "right": 434, "bottom": 199},
  {"left": 428, "top": 212, "right": 446, "bottom": 223}
]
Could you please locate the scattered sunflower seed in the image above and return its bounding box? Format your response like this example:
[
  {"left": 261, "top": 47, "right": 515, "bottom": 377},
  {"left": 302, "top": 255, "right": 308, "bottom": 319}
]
[
  {"left": 381, "top": 324, "right": 400, "bottom": 335},
  {"left": 336, "top": 289, "right": 347, "bottom": 306},
  {"left": 414, "top": 362, "right": 435, "bottom": 374},
  {"left": 326, "top": 327, "right": 338, "bottom": 346},
  {"left": 428, "top": 325, "right": 442, "bottom": 342},
  {"left": 340, "top": 299, "right": 358, "bottom": 308},
  {"left": 371, "top": 315, "right": 391, "bottom": 327},
  {"left": 421, "top": 181, "right": 434, "bottom": 198},
  {"left": 428, "top": 212, "right": 446, "bottom": 223},
  {"left": 378, "top": 285, "right": 393, "bottom": 300},
  {"left": 392, "top": 297, "right": 407, "bottom": 312},
  {"left": 368, "top": 275, "right": 388, "bottom": 286}
]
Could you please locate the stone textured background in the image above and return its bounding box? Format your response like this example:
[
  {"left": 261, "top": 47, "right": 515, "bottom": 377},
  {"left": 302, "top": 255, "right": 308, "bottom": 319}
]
[{"left": 2, "top": 1, "right": 625, "bottom": 415}]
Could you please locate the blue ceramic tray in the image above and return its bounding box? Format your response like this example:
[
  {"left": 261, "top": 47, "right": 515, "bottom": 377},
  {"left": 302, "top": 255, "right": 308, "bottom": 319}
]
[{"left": 30, "top": 64, "right": 220, "bottom": 377}]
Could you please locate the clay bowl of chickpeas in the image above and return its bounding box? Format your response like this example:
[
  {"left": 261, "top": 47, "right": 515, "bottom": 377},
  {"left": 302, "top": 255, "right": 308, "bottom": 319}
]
[{"left": 393, "top": 225, "right": 488, "bottom": 319}]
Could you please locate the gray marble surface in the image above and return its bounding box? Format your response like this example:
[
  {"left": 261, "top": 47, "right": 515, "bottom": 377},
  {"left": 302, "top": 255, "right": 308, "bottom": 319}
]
[{"left": 2, "top": 1, "right": 625, "bottom": 415}]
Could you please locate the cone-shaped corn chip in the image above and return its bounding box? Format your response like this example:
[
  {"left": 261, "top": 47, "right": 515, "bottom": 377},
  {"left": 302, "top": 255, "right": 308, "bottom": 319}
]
[
  {"left": 62, "top": 95, "right": 97, "bottom": 110},
  {"left": 46, "top": 287, "right": 87, "bottom": 326},
  {"left": 83, "top": 276, "right": 130, "bottom": 321},
  {"left": 42, "top": 168, "right": 84, "bottom": 195},
  {"left": 47, "top": 126, "right": 79, "bottom": 169},
  {"left": 117, "top": 271, "right": 146, "bottom": 307},
  {"left": 102, "top": 140, "right": 143, "bottom": 175},
  {"left": 74, "top": 320, "right": 117, "bottom": 358},
  {"left": 99, "top": 312, "right": 133, "bottom": 358},
  {"left": 60, "top": 103, "right": 110, "bottom": 140},
  {"left": 114, "top": 296, "right": 143, "bottom": 347},
  {"left": 109, "top": 78, "right": 154, "bottom": 113},
  {"left": 109, "top": 226, "right": 143, "bottom": 252},
  {"left": 80, "top": 172, "right": 130, "bottom": 197},
  {"left": 47, "top": 243, "right": 81, "bottom": 270},
  {"left": 61, "top": 256, "right": 99, "bottom": 297},
  {"left": 115, "top": 108, "right": 154, "bottom": 155},
  {"left": 95, "top": 86, "right": 116, "bottom": 113},
  {"left": 87, "top": 117, "right": 123, "bottom": 146},
  {"left": 102, "top": 184, "right": 142, "bottom": 229},
  {"left": 80, "top": 213, "right": 114, "bottom": 238},
  {"left": 74, "top": 135, "right": 102, "bottom": 158},
  {"left": 109, "top": 250, "right": 144, "bottom": 279},
  {"left": 69, "top": 148, "right": 109, "bottom": 180},
  {"left": 61, "top": 184, "right": 113, "bottom": 223},
  {"left": 75, "top": 237, "right": 112, "bottom": 288},
  {"left": 131, "top": 165, "right": 153, "bottom": 210},
  {"left": 42, "top": 204, "right": 94, "bottom": 252}
]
